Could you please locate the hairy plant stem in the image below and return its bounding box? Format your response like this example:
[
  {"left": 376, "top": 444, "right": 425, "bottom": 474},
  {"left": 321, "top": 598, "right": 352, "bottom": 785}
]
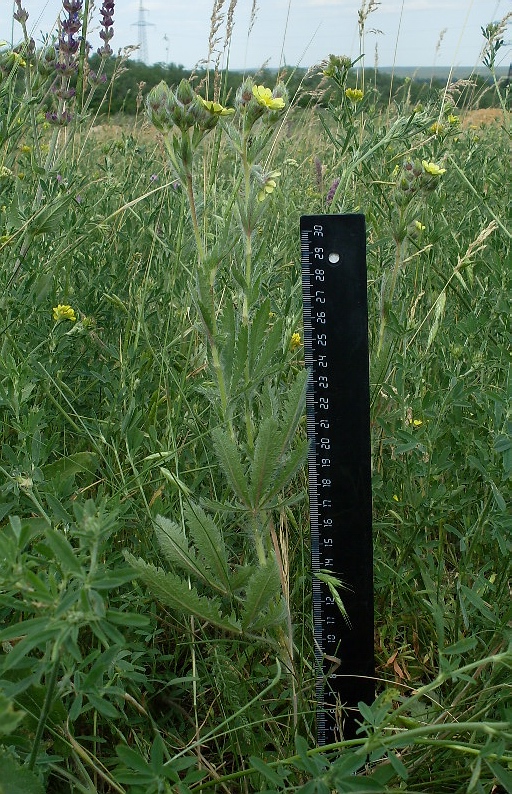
[
  {"left": 241, "top": 130, "right": 252, "bottom": 327},
  {"left": 241, "top": 132, "right": 255, "bottom": 448},
  {"left": 28, "top": 648, "right": 61, "bottom": 770},
  {"left": 377, "top": 236, "right": 405, "bottom": 357},
  {"left": 182, "top": 147, "right": 233, "bottom": 434}
]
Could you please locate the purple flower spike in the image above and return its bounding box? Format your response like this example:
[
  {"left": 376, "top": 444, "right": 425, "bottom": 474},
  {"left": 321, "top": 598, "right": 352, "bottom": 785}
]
[
  {"left": 97, "top": 0, "right": 115, "bottom": 57},
  {"left": 326, "top": 178, "right": 340, "bottom": 205},
  {"left": 13, "top": 0, "right": 29, "bottom": 24}
]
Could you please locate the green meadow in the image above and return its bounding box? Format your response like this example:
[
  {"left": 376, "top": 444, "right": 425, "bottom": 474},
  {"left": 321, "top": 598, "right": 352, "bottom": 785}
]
[{"left": 0, "top": 3, "right": 510, "bottom": 792}]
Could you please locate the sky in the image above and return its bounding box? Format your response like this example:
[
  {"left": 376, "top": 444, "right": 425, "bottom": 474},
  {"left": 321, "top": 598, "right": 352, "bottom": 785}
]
[{"left": 3, "top": 0, "right": 511, "bottom": 71}]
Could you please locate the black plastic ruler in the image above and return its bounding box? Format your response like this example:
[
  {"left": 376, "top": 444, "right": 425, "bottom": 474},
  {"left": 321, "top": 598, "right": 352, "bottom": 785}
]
[{"left": 300, "top": 214, "right": 374, "bottom": 744}]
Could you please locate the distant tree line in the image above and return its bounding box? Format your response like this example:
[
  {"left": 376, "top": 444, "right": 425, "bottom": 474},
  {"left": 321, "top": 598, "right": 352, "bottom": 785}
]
[
  {"left": 86, "top": 55, "right": 505, "bottom": 117},
  {"left": 6, "top": 47, "right": 500, "bottom": 118}
]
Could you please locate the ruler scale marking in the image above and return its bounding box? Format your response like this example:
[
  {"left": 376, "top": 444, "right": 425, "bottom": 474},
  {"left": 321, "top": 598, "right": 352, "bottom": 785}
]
[{"left": 300, "top": 214, "right": 374, "bottom": 745}]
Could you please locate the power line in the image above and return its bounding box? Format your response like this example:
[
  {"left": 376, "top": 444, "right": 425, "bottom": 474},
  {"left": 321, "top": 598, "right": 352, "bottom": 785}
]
[{"left": 131, "top": 0, "right": 154, "bottom": 64}]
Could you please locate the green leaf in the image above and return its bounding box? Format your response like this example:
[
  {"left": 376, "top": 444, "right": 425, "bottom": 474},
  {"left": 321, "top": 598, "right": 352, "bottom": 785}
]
[
  {"left": 426, "top": 289, "right": 446, "bottom": 351},
  {"left": 386, "top": 751, "right": 408, "bottom": 780},
  {"left": 277, "top": 369, "right": 308, "bottom": 456},
  {"left": 212, "top": 427, "right": 250, "bottom": 505},
  {"left": 125, "top": 554, "right": 242, "bottom": 634},
  {"left": 241, "top": 559, "right": 281, "bottom": 630},
  {"left": 42, "top": 452, "right": 98, "bottom": 484},
  {"left": 249, "top": 418, "right": 280, "bottom": 507},
  {"left": 0, "top": 693, "right": 25, "bottom": 735},
  {"left": 247, "top": 298, "right": 271, "bottom": 374},
  {"left": 486, "top": 761, "right": 512, "bottom": 791},
  {"left": 490, "top": 480, "right": 506, "bottom": 512},
  {"left": 253, "top": 319, "right": 283, "bottom": 380},
  {"left": 87, "top": 691, "right": 122, "bottom": 719},
  {"left": 0, "top": 619, "right": 62, "bottom": 671},
  {"left": 116, "top": 743, "right": 152, "bottom": 775},
  {"left": 154, "top": 515, "right": 207, "bottom": 585},
  {"left": 82, "top": 646, "right": 123, "bottom": 689},
  {"left": 0, "top": 751, "right": 45, "bottom": 794},
  {"left": 442, "top": 636, "right": 478, "bottom": 656},
  {"left": 229, "top": 323, "right": 248, "bottom": 398},
  {"left": 459, "top": 584, "right": 496, "bottom": 623},
  {"left": 43, "top": 527, "right": 82, "bottom": 576},
  {"left": 265, "top": 438, "right": 308, "bottom": 503},
  {"left": 249, "top": 756, "right": 286, "bottom": 787},
  {"left": 184, "top": 503, "right": 231, "bottom": 594}
]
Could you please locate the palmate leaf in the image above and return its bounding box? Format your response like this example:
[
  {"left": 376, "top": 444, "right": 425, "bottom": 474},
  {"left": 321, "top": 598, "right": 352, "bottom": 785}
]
[
  {"left": 248, "top": 370, "right": 308, "bottom": 508},
  {"left": 219, "top": 299, "right": 236, "bottom": 394},
  {"left": 277, "top": 368, "right": 308, "bottom": 456},
  {"left": 247, "top": 298, "right": 271, "bottom": 375},
  {"left": 126, "top": 554, "right": 242, "bottom": 634},
  {"left": 241, "top": 558, "right": 282, "bottom": 630},
  {"left": 249, "top": 417, "right": 281, "bottom": 508},
  {"left": 251, "top": 316, "right": 284, "bottom": 379},
  {"left": 212, "top": 427, "right": 250, "bottom": 505},
  {"left": 184, "top": 503, "right": 231, "bottom": 594},
  {"left": 264, "top": 437, "right": 309, "bottom": 504},
  {"left": 154, "top": 515, "right": 208, "bottom": 586}
]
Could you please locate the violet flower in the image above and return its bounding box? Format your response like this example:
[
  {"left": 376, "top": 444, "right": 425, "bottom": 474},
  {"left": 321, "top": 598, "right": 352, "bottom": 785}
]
[
  {"left": 326, "top": 177, "right": 340, "bottom": 205},
  {"left": 97, "top": 0, "right": 115, "bottom": 57},
  {"left": 54, "top": 0, "right": 83, "bottom": 76}
]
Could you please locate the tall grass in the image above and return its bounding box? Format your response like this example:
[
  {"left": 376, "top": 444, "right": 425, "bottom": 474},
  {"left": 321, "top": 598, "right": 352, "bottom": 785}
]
[{"left": 0, "top": 1, "right": 510, "bottom": 792}]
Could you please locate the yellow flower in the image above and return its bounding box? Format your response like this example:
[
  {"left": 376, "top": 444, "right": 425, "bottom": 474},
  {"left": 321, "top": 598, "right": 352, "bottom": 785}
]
[
  {"left": 422, "top": 160, "right": 446, "bottom": 176},
  {"left": 12, "top": 53, "right": 26, "bottom": 67},
  {"left": 429, "top": 122, "right": 445, "bottom": 136},
  {"left": 290, "top": 332, "right": 302, "bottom": 350},
  {"left": 199, "top": 97, "right": 235, "bottom": 116},
  {"left": 413, "top": 418, "right": 423, "bottom": 427},
  {"left": 252, "top": 85, "right": 285, "bottom": 110},
  {"left": 392, "top": 494, "right": 399, "bottom": 502},
  {"left": 257, "top": 170, "right": 281, "bottom": 202},
  {"left": 20, "top": 144, "right": 32, "bottom": 154},
  {"left": 414, "top": 220, "right": 425, "bottom": 232},
  {"left": 447, "top": 114, "right": 459, "bottom": 125},
  {"left": 53, "top": 304, "right": 76, "bottom": 322},
  {"left": 345, "top": 88, "right": 364, "bottom": 103}
]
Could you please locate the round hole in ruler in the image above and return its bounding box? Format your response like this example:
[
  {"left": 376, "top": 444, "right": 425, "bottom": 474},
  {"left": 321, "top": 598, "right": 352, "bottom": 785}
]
[{"left": 328, "top": 252, "right": 340, "bottom": 265}]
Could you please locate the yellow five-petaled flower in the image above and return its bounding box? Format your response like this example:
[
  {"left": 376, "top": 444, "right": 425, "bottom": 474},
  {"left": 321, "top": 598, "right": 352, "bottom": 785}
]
[
  {"left": 53, "top": 304, "right": 76, "bottom": 322},
  {"left": 252, "top": 85, "right": 285, "bottom": 110},
  {"left": 422, "top": 160, "right": 446, "bottom": 176},
  {"left": 199, "top": 97, "right": 235, "bottom": 116}
]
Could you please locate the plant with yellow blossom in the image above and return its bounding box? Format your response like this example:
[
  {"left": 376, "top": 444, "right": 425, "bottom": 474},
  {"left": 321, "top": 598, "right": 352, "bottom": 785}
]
[
  {"left": 422, "top": 160, "right": 446, "bottom": 176},
  {"left": 199, "top": 97, "right": 235, "bottom": 117},
  {"left": 290, "top": 333, "right": 302, "bottom": 351},
  {"left": 52, "top": 304, "right": 76, "bottom": 322},
  {"left": 257, "top": 171, "right": 281, "bottom": 202},
  {"left": 345, "top": 88, "right": 364, "bottom": 103},
  {"left": 252, "top": 85, "right": 285, "bottom": 110}
]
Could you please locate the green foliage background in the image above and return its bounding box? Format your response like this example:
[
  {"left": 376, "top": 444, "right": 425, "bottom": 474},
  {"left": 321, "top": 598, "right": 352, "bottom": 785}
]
[{"left": 0, "top": 12, "right": 510, "bottom": 794}]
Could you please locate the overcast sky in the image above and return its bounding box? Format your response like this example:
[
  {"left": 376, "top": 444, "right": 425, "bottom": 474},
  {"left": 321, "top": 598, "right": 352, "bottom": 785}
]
[{"left": 4, "top": 0, "right": 511, "bottom": 70}]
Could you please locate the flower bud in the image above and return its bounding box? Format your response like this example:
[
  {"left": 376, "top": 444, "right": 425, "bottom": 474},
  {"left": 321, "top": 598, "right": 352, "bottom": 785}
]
[
  {"left": 235, "top": 78, "right": 255, "bottom": 108},
  {"left": 146, "top": 80, "right": 173, "bottom": 131},
  {"left": 176, "top": 78, "right": 196, "bottom": 106}
]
